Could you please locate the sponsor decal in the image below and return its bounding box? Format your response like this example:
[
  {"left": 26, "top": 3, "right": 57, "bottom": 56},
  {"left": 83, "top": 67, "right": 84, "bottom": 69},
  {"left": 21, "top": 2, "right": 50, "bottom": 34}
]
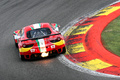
[
  {"left": 38, "top": 39, "right": 46, "bottom": 52},
  {"left": 33, "top": 23, "right": 41, "bottom": 29},
  {"left": 51, "top": 45, "right": 55, "bottom": 49},
  {"left": 30, "top": 49, "right": 35, "bottom": 52}
]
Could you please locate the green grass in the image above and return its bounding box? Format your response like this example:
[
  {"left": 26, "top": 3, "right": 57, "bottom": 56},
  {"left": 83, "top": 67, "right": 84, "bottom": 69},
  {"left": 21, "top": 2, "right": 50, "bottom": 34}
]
[{"left": 101, "top": 16, "right": 120, "bottom": 56}]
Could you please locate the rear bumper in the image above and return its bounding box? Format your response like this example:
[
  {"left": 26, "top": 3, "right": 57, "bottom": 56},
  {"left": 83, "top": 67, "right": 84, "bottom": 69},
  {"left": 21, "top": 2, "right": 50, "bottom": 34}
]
[{"left": 20, "top": 45, "right": 65, "bottom": 59}]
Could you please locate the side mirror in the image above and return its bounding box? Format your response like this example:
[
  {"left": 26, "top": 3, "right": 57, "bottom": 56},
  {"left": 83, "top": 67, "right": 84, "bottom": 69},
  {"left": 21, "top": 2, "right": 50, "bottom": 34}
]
[
  {"left": 51, "top": 23, "right": 60, "bottom": 31},
  {"left": 58, "top": 25, "right": 60, "bottom": 27}
]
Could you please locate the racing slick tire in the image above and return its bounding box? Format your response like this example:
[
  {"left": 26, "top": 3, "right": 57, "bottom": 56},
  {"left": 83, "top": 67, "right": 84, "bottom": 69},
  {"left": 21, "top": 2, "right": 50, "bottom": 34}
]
[
  {"left": 62, "top": 47, "right": 66, "bottom": 54},
  {"left": 13, "top": 36, "right": 18, "bottom": 48},
  {"left": 19, "top": 53, "right": 25, "bottom": 60},
  {"left": 20, "top": 55, "right": 25, "bottom": 60},
  {"left": 15, "top": 43, "right": 18, "bottom": 48}
]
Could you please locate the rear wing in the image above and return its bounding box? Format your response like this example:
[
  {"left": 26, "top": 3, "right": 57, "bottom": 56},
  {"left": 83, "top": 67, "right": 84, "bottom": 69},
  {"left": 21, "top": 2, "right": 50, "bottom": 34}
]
[{"left": 22, "top": 33, "right": 61, "bottom": 42}]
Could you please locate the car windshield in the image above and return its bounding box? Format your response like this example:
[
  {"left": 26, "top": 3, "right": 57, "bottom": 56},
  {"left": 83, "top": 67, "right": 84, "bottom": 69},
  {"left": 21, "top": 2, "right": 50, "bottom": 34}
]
[{"left": 27, "top": 28, "right": 51, "bottom": 38}]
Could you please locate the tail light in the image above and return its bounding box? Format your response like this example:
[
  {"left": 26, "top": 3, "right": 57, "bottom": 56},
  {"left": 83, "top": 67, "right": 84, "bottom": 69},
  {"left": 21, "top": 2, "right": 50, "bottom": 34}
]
[
  {"left": 56, "top": 37, "right": 61, "bottom": 41},
  {"left": 22, "top": 44, "right": 26, "bottom": 48},
  {"left": 22, "top": 44, "right": 34, "bottom": 48},
  {"left": 50, "top": 37, "right": 61, "bottom": 43}
]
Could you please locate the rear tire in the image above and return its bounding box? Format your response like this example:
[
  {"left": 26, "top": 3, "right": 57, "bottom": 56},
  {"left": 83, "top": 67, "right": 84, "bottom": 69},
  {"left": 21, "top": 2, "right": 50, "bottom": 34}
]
[
  {"left": 20, "top": 55, "right": 25, "bottom": 60},
  {"left": 62, "top": 47, "right": 66, "bottom": 54},
  {"left": 13, "top": 36, "right": 18, "bottom": 48},
  {"left": 15, "top": 43, "right": 18, "bottom": 48},
  {"left": 19, "top": 53, "right": 25, "bottom": 60}
]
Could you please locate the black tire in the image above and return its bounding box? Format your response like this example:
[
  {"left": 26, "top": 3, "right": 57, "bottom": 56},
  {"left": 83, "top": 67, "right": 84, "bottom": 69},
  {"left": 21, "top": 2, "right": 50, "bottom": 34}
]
[
  {"left": 13, "top": 36, "right": 18, "bottom": 48},
  {"left": 20, "top": 55, "right": 25, "bottom": 60},
  {"left": 61, "top": 47, "right": 66, "bottom": 54},
  {"left": 15, "top": 43, "right": 18, "bottom": 48}
]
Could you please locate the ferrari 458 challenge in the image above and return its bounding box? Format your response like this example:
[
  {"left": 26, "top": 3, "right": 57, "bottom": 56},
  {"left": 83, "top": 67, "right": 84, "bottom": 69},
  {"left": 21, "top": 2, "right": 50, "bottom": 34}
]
[{"left": 13, "top": 23, "right": 66, "bottom": 60}]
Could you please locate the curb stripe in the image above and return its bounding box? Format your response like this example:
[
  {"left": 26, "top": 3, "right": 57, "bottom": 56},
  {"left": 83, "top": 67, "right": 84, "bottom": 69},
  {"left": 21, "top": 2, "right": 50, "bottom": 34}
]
[
  {"left": 64, "top": 26, "right": 78, "bottom": 36},
  {"left": 67, "top": 43, "right": 85, "bottom": 54},
  {"left": 62, "top": 2, "right": 120, "bottom": 76},
  {"left": 94, "top": 6, "right": 120, "bottom": 16},
  {"left": 77, "top": 59, "right": 112, "bottom": 71},
  {"left": 65, "top": 34, "right": 85, "bottom": 45},
  {"left": 70, "top": 24, "right": 93, "bottom": 35},
  {"left": 97, "top": 66, "right": 120, "bottom": 76}
]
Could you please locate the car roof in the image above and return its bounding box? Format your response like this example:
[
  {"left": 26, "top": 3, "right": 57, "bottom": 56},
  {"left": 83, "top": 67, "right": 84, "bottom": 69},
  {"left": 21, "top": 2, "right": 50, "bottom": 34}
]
[{"left": 23, "top": 23, "right": 52, "bottom": 32}]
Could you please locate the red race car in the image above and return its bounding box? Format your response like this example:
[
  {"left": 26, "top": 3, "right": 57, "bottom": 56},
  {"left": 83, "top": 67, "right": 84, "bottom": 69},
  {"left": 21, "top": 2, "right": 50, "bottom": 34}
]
[{"left": 13, "top": 23, "right": 66, "bottom": 60}]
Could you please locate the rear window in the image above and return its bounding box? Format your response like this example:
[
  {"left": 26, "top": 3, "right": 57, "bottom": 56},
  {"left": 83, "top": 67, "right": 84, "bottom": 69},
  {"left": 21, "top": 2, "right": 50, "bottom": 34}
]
[{"left": 27, "top": 28, "right": 51, "bottom": 38}]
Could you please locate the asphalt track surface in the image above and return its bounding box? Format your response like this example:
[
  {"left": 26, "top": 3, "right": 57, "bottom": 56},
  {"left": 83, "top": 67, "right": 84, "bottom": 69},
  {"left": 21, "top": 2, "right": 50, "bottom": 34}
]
[{"left": 0, "top": 0, "right": 119, "bottom": 80}]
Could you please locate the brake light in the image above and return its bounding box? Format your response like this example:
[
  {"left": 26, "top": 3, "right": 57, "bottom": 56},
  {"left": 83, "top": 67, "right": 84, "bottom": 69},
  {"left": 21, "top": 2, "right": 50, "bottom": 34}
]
[
  {"left": 22, "top": 44, "right": 26, "bottom": 48},
  {"left": 50, "top": 37, "right": 61, "bottom": 43},
  {"left": 57, "top": 37, "right": 61, "bottom": 41},
  {"left": 22, "top": 44, "right": 34, "bottom": 48}
]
